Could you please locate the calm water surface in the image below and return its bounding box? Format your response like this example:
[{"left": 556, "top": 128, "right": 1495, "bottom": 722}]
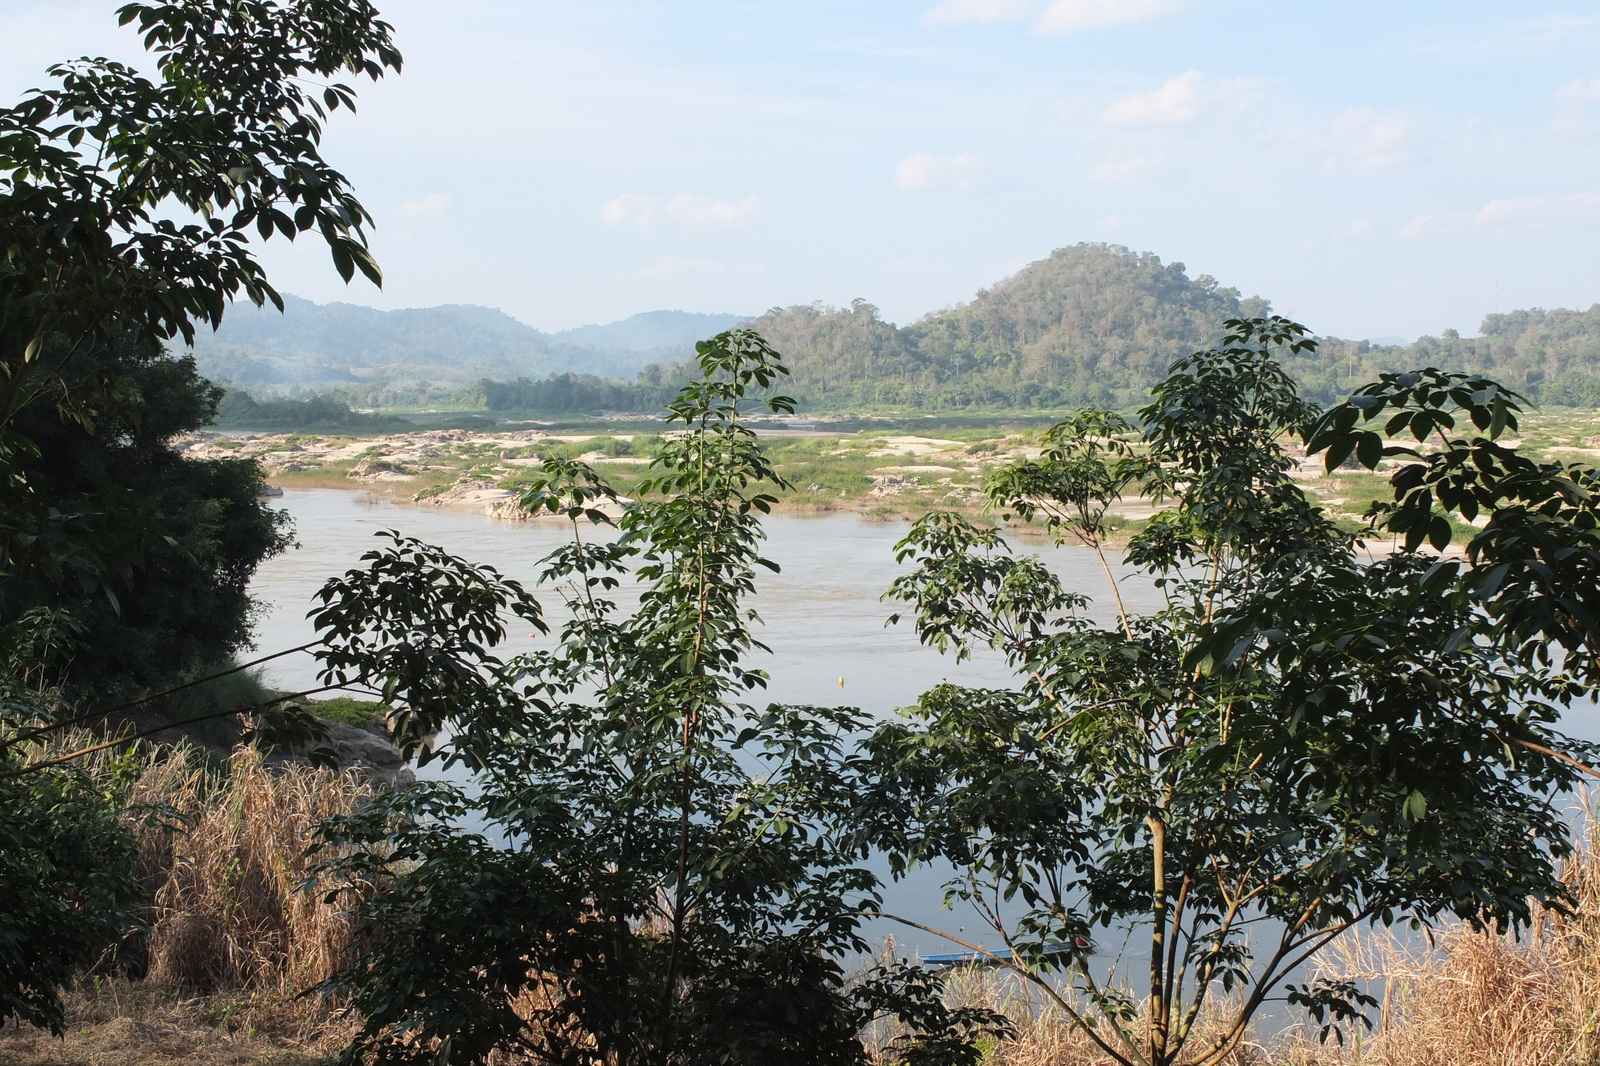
[{"left": 249, "top": 488, "right": 1163, "bottom": 704}]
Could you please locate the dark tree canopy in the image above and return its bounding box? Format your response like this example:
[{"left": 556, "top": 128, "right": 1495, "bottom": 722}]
[
  {"left": 0, "top": 0, "right": 399, "bottom": 1031},
  {"left": 5, "top": 336, "right": 291, "bottom": 697},
  {"left": 0, "top": 0, "right": 400, "bottom": 599}
]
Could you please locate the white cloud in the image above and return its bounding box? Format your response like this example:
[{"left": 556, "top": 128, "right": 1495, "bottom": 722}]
[
  {"left": 401, "top": 193, "right": 452, "bottom": 218},
  {"left": 1331, "top": 218, "right": 1373, "bottom": 240},
  {"left": 923, "top": 0, "right": 1036, "bottom": 25},
  {"left": 1476, "top": 192, "right": 1600, "bottom": 228},
  {"left": 1555, "top": 74, "right": 1600, "bottom": 138},
  {"left": 1036, "top": 0, "right": 1191, "bottom": 34},
  {"left": 1095, "top": 213, "right": 1147, "bottom": 230},
  {"left": 600, "top": 193, "right": 758, "bottom": 229},
  {"left": 1402, "top": 191, "right": 1600, "bottom": 239},
  {"left": 1104, "top": 70, "right": 1203, "bottom": 125},
  {"left": 1557, "top": 74, "right": 1600, "bottom": 106},
  {"left": 1086, "top": 146, "right": 1167, "bottom": 184},
  {"left": 922, "top": 0, "right": 1191, "bottom": 33},
  {"left": 663, "top": 193, "right": 759, "bottom": 227},
  {"left": 895, "top": 152, "right": 983, "bottom": 192},
  {"left": 1101, "top": 70, "right": 1260, "bottom": 126},
  {"left": 1399, "top": 214, "right": 1445, "bottom": 241},
  {"left": 600, "top": 193, "right": 656, "bottom": 227},
  {"left": 1328, "top": 107, "right": 1415, "bottom": 170}
]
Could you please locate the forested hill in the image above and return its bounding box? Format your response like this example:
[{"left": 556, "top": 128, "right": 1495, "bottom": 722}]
[
  {"left": 1309, "top": 306, "right": 1600, "bottom": 407},
  {"left": 748, "top": 244, "right": 1270, "bottom": 408},
  {"left": 739, "top": 244, "right": 1600, "bottom": 410},
  {"left": 208, "top": 244, "right": 1600, "bottom": 415}
]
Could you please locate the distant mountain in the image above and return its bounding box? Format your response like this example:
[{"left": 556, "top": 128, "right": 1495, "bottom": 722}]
[
  {"left": 549, "top": 311, "right": 747, "bottom": 356},
  {"left": 187, "top": 296, "right": 751, "bottom": 396},
  {"left": 190, "top": 246, "right": 1600, "bottom": 415}
]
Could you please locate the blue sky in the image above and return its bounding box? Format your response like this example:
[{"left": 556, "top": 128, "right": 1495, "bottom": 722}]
[{"left": 5, "top": 1, "right": 1600, "bottom": 340}]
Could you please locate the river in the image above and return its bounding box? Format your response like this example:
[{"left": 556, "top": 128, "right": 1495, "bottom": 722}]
[
  {"left": 246, "top": 487, "right": 1600, "bottom": 983},
  {"left": 248, "top": 488, "right": 1169, "bottom": 965},
  {"left": 248, "top": 487, "right": 1165, "bottom": 705}
]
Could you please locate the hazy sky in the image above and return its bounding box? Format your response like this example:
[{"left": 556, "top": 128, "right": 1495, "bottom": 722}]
[{"left": 5, "top": 1, "right": 1600, "bottom": 339}]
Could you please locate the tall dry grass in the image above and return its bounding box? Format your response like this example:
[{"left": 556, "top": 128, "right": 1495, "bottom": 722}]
[
  {"left": 891, "top": 818, "right": 1600, "bottom": 1066},
  {"left": 125, "top": 744, "right": 375, "bottom": 995},
  {"left": 930, "top": 967, "right": 1269, "bottom": 1066},
  {"left": 1279, "top": 815, "right": 1600, "bottom": 1066}
]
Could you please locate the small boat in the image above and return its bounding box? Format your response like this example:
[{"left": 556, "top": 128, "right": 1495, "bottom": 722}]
[{"left": 921, "top": 937, "right": 1093, "bottom": 969}]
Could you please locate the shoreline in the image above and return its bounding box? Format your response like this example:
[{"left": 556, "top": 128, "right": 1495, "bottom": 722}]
[{"left": 232, "top": 427, "right": 1467, "bottom": 556}]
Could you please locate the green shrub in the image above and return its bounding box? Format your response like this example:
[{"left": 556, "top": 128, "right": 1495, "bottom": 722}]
[{"left": 306, "top": 697, "right": 390, "bottom": 728}]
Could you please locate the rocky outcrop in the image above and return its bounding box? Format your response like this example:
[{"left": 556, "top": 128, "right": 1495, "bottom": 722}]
[{"left": 322, "top": 720, "right": 414, "bottom": 790}]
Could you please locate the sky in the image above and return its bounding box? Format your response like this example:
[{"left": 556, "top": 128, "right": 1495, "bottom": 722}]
[{"left": 4, "top": 1, "right": 1600, "bottom": 341}]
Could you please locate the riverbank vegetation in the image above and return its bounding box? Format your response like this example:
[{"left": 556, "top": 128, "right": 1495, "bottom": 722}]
[
  {"left": 11, "top": 3, "right": 1600, "bottom": 1064},
  {"left": 9, "top": 325, "right": 1600, "bottom": 1066},
  {"left": 184, "top": 400, "right": 1600, "bottom": 546}
]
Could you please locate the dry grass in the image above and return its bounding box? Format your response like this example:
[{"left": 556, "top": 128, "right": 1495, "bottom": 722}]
[
  {"left": 852, "top": 955, "right": 1268, "bottom": 1066},
  {"left": 884, "top": 819, "right": 1600, "bottom": 1065},
  {"left": 0, "top": 741, "right": 373, "bottom": 1064},
  {"left": 934, "top": 968, "right": 1270, "bottom": 1066},
  {"left": 1281, "top": 818, "right": 1600, "bottom": 1066},
  {"left": 0, "top": 980, "right": 353, "bottom": 1065},
  {"left": 19, "top": 735, "right": 1600, "bottom": 1065},
  {"left": 126, "top": 744, "right": 375, "bottom": 995}
]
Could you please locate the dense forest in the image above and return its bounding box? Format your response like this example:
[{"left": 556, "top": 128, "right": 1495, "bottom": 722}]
[
  {"left": 1307, "top": 306, "right": 1600, "bottom": 406},
  {"left": 752, "top": 245, "right": 1266, "bottom": 408}
]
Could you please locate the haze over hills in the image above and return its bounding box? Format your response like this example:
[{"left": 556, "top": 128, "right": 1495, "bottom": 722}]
[
  {"left": 199, "top": 244, "right": 1600, "bottom": 416},
  {"left": 188, "top": 296, "right": 748, "bottom": 393},
  {"left": 549, "top": 310, "right": 748, "bottom": 356}
]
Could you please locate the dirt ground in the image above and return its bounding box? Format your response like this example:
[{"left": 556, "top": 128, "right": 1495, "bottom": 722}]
[{"left": 0, "top": 984, "right": 352, "bottom": 1066}]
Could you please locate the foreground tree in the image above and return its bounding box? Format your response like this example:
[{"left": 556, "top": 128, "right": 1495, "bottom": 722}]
[
  {"left": 853, "top": 318, "right": 1600, "bottom": 1066},
  {"left": 0, "top": 0, "right": 399, "bottom": 1032},
  {"left": 313, "top": 331, "right": 1002, "bottom": 1065},
  {"left": 2, "top": 335, "right": 292, "bottom": 698},
  {"left": 0, "top": 0, "right": 398, "bottom": 605}
]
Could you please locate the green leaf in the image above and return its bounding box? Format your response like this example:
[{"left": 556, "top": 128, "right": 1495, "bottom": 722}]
[
  {"left": 1324, "top": 434, "right": 1358, "bottom": 472},
  {"left": 1355, "top": 431, "right": 1383, "bottom": 470}
]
